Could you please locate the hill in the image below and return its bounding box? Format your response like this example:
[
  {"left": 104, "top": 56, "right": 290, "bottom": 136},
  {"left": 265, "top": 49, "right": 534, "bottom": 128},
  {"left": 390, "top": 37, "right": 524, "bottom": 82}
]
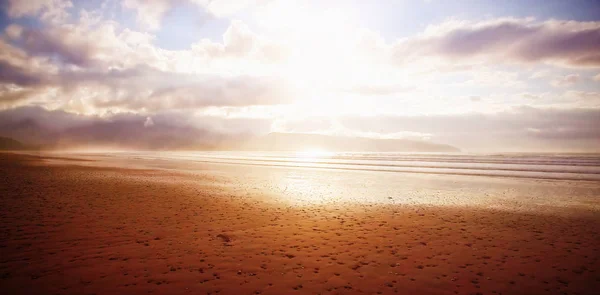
[{"left": 0, "top": 137, "right": 29, "bottom": 150}]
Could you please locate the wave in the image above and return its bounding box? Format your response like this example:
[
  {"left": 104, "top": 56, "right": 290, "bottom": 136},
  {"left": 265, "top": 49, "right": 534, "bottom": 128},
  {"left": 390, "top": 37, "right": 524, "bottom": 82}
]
[{"left": 106, "top": 151, "right": 600, "bottom": 182}]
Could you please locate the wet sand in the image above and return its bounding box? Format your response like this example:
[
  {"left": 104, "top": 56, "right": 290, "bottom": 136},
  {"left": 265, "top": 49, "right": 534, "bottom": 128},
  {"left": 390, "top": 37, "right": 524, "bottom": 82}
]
[{"left": 1, "top": 153, "right": 599, "bottom": 294}]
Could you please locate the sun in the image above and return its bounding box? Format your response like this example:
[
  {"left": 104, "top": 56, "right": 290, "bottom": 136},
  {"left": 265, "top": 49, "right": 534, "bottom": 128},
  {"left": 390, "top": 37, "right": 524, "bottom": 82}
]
[{"left": 257, "top": 1, "right": 359, "bottom": 88}]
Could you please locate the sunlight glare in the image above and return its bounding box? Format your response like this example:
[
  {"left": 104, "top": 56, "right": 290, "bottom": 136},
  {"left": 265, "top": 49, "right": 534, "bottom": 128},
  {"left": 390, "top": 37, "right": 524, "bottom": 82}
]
[
  {"left": 295, "top": 148, "right": 333, "bottom": 161},
  {"left": 258, "top": 1, "right": 359, "bottom": 90}
]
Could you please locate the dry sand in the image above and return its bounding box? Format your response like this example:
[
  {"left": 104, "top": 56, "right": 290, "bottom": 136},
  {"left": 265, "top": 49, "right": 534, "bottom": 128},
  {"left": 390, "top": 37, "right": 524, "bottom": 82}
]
[{"left": 1, "top": 153, "right": 599, "bottom": 294}]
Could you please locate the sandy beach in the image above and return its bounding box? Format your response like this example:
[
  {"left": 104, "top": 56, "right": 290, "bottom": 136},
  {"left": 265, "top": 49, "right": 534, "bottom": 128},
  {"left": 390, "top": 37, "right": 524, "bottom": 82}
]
[{"left": 1, "top": 152, "right": 599, "bottom": 295}]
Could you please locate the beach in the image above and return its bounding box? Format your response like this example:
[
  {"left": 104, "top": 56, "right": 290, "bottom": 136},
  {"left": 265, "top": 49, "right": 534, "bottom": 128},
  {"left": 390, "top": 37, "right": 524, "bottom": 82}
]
[{"left": 1, "top": 152, "right": 599, "bottom": 294}]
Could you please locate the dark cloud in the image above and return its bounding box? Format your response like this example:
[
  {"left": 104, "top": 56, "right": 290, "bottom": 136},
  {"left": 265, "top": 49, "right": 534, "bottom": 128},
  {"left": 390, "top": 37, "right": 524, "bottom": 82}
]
[
  {"left": 0, "top": 106, "right": 272, "bottom": 149},
  {"left": 71, "top": 66, "right": 295, "bottom": 110},
  {"left": 0, "top": 60, "right": 43, "bottom": 86},
  {"left": 0, "top": 21, "right": 291, "bottom": 111},
  {"left": 7, "top": 25, "right": 93, "bottom": 66},
  {"left": 435, "top": 21, "right": 538, "bottom": 56},
  {"left": 394, "top": 19, "right": 600, "bottom": 68},
  {"left": 0, "top": 62, "right": 294, "bottom": 110},
  {"left": 0, "top": 86, "right": 37, "bottom": 106}
]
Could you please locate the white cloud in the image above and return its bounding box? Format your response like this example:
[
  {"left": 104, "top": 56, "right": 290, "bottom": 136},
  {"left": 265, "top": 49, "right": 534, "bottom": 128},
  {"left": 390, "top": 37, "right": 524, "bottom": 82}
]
[
  {"left": 530, "top": 70, "right": 551, "bottom": 79},
  {"left": 463, "top": 69, "right": 524, "bottom": 88},
  {"left": 191, "top": 20, "right": 289, "bottom": 64},
  {"left": 563, "top": 91, "right": 600, "bottom": 107},
  {"left": 122, "top": 0, "right": 172, "bottom": 31}
]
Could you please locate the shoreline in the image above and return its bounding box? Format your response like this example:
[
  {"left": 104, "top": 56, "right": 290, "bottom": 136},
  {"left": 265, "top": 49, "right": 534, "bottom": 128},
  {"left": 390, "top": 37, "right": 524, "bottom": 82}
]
[{"left": 13, "top": 151, "right": 600, "bottom": 182}]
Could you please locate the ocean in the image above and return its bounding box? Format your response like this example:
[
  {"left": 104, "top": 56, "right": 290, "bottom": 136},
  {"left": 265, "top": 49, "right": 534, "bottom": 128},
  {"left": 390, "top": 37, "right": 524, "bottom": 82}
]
[
  {"left": 40, "top": 151, "right": 600, "bottom": 207},
  {"left": 95, "top": 151, "right": 600, "bottom": 181}
]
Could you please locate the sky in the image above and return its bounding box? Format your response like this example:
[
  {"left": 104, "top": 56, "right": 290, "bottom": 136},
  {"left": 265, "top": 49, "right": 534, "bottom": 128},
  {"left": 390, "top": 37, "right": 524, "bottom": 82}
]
[{"left": 0, "top": 0, "right": 599, "bottom": 152}]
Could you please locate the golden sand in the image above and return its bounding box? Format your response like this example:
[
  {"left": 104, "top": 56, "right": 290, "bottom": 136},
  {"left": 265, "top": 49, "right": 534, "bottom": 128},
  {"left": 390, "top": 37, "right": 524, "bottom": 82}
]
[{"left": 0, "top": 153, "right": 598, "bottom": 294}]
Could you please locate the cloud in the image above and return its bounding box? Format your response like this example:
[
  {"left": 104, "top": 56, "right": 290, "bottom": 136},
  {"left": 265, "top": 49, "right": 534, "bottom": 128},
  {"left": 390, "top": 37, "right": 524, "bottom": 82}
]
[
  {"left": 69, "top": 66, "right": 294, "bottom": 110},
  {"left": 392, "top": 18, "right": 600, "bottom": 68},
  {"left": 4, "top": 21, "right": 158, "bottom": 69},
  {"left": 191, "top": 20, "right": 289, "bottom": 62},
  {"left": 122, "top": 0, "right": 273, "bottom": 30},
  {"left": 0, "top": 4, "right": 598, "bottom": 153},
  {"left": 594, "top": 73, "right": 600, "bottom": 81},
  {"left": 563, "top": 91, "right": 600, "bottom": 106},
  {"left": 4, "top": 24, "right": 93, "bottom": 66},
  {"left": 0, "top": 60, "right": 43, "bottom": 86},
  {"left": 530, "top": 70, "right": 551, "bottom": 79},
  {"left": 0, "top": 85, "right": 37, "bottom": 107},
  {"left": 122, "top": 0, "right": 173, "bottom": 31},
  {"left": 463, "top": 68, "right": 524, "bottom": 87},
  {"left": 551, "top": 74, "right": 580, "bottom": 87},
  {"left": 136, "top": 72, "right": 294, "bottom": 109},
  {"left": 0, "top": 58, "right": 294, "bottom": 113},
  {"left": 0, "top": 16, "right": 292, "bottom": 113},
  {"left": 5, "top": 0, "right": 73, "bottom": 24}
]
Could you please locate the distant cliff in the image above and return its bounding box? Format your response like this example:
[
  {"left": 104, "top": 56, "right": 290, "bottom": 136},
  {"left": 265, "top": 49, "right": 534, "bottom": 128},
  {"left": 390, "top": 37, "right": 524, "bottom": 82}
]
[
  {"left": 239, "top": 133, "right": 460, "bottom": 152},
  {"left": 0, "top": 137, "right": 29, "bottom": 150}
]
